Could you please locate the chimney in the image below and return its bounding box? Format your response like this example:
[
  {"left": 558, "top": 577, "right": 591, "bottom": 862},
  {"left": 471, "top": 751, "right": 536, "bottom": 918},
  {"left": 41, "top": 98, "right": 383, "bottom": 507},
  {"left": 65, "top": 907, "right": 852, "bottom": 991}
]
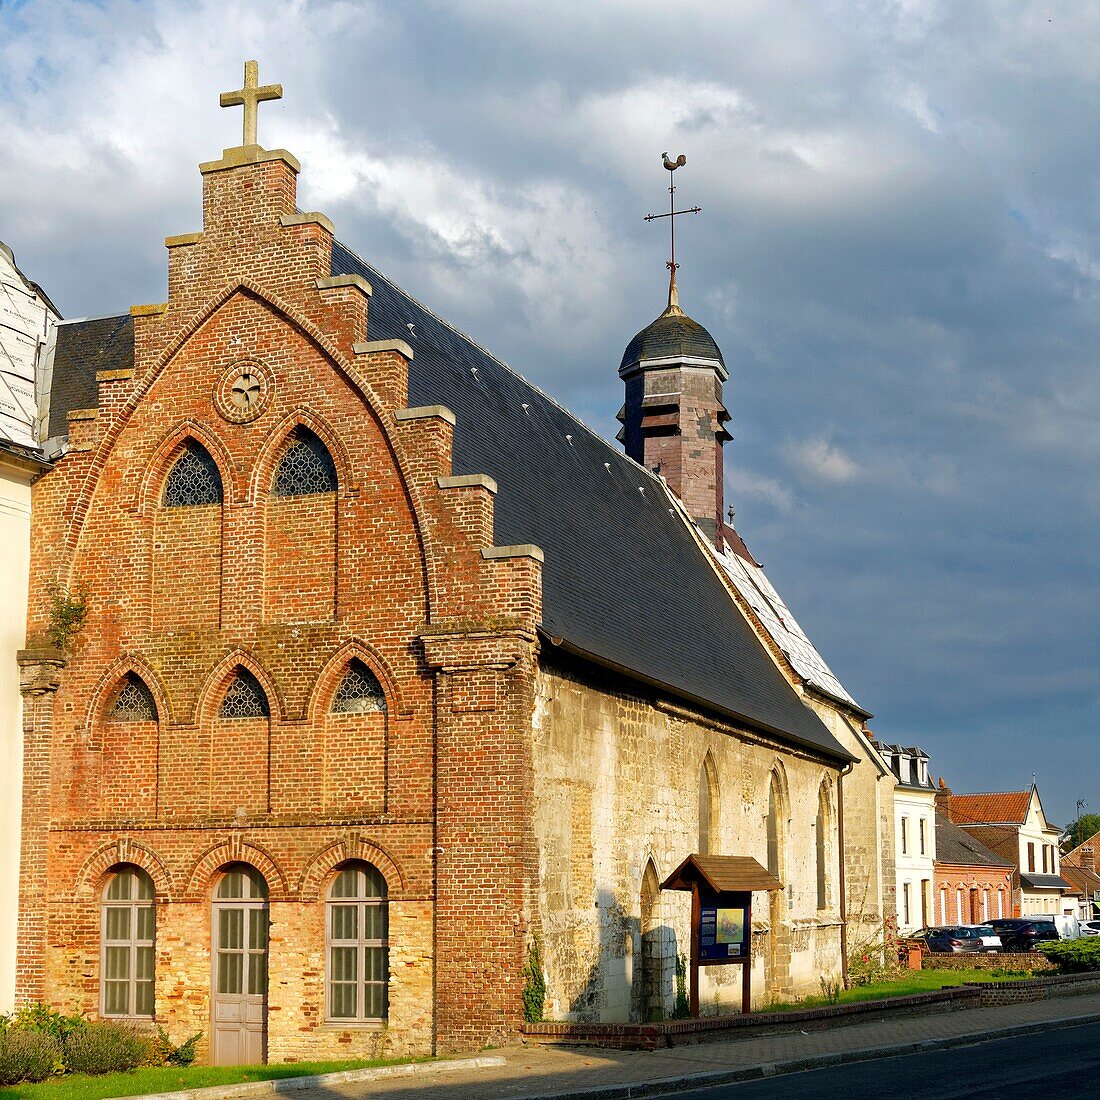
[
  {"left": 936, "top": 777, "right": 953, "bottom": 821},
  {"left": 617, "top": 287, "right": 730, "bottom": 546}
]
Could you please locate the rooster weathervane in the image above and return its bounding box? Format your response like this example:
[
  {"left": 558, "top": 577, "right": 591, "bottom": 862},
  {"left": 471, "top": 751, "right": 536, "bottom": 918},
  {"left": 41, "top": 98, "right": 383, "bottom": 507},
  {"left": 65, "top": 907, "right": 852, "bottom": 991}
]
[{"left": 644, "top": 152, "right": 700, "bottom": 311}]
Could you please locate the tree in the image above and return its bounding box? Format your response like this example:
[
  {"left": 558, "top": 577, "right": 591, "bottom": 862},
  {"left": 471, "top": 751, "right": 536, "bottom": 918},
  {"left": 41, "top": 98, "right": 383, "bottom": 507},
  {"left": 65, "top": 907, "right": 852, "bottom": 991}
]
[{"left": 1065, "top": 814, "right": 1100, "bottom": 852}]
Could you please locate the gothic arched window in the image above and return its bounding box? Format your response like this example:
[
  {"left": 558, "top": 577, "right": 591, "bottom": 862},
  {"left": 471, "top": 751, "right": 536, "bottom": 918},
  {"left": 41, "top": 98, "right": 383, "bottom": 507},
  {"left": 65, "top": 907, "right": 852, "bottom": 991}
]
[
  {"left": 331, "top": 660, "right": 386, "bottom": 714},
  {"left": 101, "top": 866, "right": 155, "bottom": 1018},
  {"left": 273, "top": 428, "right": 337, "bottom": 497},
  {"left": 163, "top": 441, "right": 223, "bottom": 507},
  {"left": 327, "top": 862, "right": 388, "bottom": 1021},
  {"left": 219, "top": 669, "right": 270, "bottom": 719},
  {"left": 109, "top": 673, "right": 158, "bottom": 722}
]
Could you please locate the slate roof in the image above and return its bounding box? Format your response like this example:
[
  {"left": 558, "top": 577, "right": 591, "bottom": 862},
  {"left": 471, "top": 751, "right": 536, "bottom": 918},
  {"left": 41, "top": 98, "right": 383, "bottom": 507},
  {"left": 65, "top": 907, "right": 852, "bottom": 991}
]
[
  {"left": 1019, "top": 873, "right": 1071, "bottom": 892},
  {"left": 1062, "top": 863, "right": 1100, "bottom": 898},
  {"left": 934, "top": 814, "right": 1013, "bottom": 869},
  {"left": 48, "top": 315, "right": 134, "bottom": 438},
  {"left": 950, "top": 791, "right": 1032, "bottom": 826},
  {"left": 619, "top": 306, "right": 725, "bottom": 372},
  {"left": 876, "top": 743, "right": 936, "bottom": 791},
  {"left": 44, "top": 241, "right": 852, "bottom": 763}
]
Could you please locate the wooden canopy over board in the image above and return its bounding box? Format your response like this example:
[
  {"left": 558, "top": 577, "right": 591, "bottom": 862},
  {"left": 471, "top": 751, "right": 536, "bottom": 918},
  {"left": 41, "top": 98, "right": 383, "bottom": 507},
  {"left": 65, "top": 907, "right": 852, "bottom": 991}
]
[{"left": 661, "top": 854, "right": 782, "bottom": 894}]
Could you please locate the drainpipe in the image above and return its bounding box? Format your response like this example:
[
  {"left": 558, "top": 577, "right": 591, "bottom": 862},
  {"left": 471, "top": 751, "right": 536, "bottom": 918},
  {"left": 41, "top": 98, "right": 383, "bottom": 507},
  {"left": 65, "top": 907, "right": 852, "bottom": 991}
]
[{"left": 837, "top": 760, "right": 855, "bottom": 987}]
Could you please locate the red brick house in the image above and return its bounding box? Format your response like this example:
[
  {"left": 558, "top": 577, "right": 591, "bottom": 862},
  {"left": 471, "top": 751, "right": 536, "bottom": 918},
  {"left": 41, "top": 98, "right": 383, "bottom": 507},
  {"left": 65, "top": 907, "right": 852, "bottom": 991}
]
[
  {"left": 16, "top": 66, "right": 886, "bottom": 1063},
  {"left": 933, "top": 813, "right": 1013, "bottom": 924}
]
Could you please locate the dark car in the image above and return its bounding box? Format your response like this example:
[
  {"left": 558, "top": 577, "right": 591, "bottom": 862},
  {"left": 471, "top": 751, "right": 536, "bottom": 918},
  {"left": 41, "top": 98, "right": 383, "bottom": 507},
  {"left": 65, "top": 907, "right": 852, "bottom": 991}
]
[
  {"left": 915, "top": 926, "right": 985, "bottom": 953},
  {"left": 989, "top": 918, "right": 1059, "bottom": 951}
]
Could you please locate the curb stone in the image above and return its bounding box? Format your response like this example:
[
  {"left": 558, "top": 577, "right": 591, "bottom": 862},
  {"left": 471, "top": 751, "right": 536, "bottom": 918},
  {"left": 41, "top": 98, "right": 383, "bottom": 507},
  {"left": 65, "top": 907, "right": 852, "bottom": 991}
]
[
  {"left": 111, "top": 1054, "right": 506, "bottom": 1100},
  {"left": 510, "top": 1011, "right": 1100, "bottom": 1100}
]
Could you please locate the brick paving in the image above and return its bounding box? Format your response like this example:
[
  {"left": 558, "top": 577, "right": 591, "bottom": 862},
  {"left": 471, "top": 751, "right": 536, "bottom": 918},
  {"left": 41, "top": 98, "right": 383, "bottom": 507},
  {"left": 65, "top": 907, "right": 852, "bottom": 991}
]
[{"left": 289, "top": 992, "right": 1100, "bottom": 1099}]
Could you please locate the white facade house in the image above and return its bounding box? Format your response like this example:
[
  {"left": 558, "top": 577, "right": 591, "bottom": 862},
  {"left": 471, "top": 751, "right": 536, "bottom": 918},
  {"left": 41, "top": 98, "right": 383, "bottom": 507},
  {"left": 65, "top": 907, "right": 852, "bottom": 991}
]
[
  {"left": 0, "top": 241, "right": 56, "bottom": 1013},
  {"left": 949, "top": 786, "right": 1073, "bottom": 918},
  {"left": 877, "top": 744, "right": 937, "bottom": 933}
]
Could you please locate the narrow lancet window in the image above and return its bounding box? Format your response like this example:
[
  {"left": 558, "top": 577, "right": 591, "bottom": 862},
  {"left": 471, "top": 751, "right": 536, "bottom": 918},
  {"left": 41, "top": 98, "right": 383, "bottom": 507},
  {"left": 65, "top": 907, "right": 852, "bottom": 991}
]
[
  {"left": 219, "top": 669, "right": 270, "bottom": 719},
  {"left": 109, "top": 673, "right": 158, "bottom": 722},
  {"left": 273, "top": 428, "right": 337, "bottom": 497},
  {"left": 331, "top": 660, "right": 386, "bottom": 714},
  {"left": 164, "top": 441, "right": 223, "bottom": 507}
]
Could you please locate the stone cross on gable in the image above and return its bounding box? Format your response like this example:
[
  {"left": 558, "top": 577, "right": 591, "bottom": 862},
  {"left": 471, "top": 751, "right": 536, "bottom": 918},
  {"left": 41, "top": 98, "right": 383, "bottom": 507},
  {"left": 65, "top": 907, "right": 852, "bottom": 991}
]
[{"left": 220, "top": 60, "right": 282, "bottom": 148}]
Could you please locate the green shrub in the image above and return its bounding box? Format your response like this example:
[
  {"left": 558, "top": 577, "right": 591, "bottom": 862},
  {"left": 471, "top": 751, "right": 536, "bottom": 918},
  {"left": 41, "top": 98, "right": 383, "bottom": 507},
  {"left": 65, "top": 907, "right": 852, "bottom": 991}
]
[
  {"left": 1038, "top": 938, "right": 1100, "bottom": 971},
  {"left": 0, "top": 1028, "right": 63, "bottom": 1085},
  {"left": 522, "top": 937, "right": 547, "bottom": 1023},
  {"left": 64, "top": 1020, "right": 151, "bottom": 1076},
  {"left": 11, "top": 1004, "right": 86, "bottom": 1044},
  {"left": 152, "top": 1026, "right": 202, "bottom": 1067}
]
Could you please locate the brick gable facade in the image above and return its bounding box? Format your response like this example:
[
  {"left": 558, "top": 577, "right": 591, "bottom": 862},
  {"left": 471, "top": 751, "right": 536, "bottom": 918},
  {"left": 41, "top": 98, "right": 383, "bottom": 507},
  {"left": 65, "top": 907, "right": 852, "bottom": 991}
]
[{"left": 19, "top": 140, "right": 543, "bottom": 1059}]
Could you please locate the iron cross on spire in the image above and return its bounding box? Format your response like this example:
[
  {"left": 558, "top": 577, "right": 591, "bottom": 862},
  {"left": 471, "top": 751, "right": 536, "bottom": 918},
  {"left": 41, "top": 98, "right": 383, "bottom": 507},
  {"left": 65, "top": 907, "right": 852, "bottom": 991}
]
[
  {"left": 220, "top": 60, "right": 282, "bottom": 147},
  {"left": 644, "top": 152, "right": 701, "bottom": 312}
]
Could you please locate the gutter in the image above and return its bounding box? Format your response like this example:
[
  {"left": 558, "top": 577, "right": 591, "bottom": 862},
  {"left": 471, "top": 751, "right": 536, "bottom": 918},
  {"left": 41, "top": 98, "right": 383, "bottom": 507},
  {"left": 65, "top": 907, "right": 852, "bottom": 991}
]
[
  {"left": 837, "top": 759, "right": 854, "bottom": 987},
  {"left": 539, "top": 629, "right": 857, "bottom": 767}
]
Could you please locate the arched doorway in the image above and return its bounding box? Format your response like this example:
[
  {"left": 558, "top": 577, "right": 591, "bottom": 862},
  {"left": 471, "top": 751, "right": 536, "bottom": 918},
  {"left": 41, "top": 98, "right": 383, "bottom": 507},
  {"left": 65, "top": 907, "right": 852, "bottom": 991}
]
[{"left": 212, "top": 864, "right": 269, "bottom": 1065}]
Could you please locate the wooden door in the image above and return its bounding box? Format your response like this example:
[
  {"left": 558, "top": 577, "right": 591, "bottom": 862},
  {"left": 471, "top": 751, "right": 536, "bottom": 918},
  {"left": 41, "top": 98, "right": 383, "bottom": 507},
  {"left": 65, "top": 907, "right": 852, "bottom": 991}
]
[{"left": 212, "top": 865, "right": 269, "bottom": 1065}]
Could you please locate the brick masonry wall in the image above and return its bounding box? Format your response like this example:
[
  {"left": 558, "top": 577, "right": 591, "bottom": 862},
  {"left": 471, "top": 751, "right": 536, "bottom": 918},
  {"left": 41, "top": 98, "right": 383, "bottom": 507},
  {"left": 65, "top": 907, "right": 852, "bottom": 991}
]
[
  {"left": 19, "top": 145, "right": 542, "bottom": 1060},
  {"left": 921, "top": 952, "right": 1055, "bottom": 972}
]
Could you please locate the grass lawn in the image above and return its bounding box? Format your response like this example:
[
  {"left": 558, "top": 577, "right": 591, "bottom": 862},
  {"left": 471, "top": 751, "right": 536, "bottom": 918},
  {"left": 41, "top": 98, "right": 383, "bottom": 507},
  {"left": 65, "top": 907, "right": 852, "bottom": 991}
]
[
  {"left": 762, "top": 967, "right": 1031, "bottom": 1012},
  {"left": 0, "top": 1055, "right": 433, "bottom": 1099}
]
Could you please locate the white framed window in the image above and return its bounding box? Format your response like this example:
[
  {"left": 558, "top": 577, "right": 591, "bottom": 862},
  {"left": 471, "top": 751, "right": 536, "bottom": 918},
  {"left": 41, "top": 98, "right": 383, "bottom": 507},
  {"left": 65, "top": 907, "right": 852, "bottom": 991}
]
[
  {"left": 101, "top": 866, "right": 155, "bottom": 1018},
  {"left": 902, "top": 882, "right": 912, "bottom": 926},
  {"left": 956, "top": 887, "right": 964, "bottom": 922},
  {"left": 982, "top": 889, "right": 990, "bottom": 920},
  {"left": 901, "top": 816, "right": 909, "bottom": 856},
  {"left": 919, "top": 818, "right": 926, "bottom": 855},
  {"left": 939, "top": 887, "right": 947, "bottom": 922},
  {"left": 327, "top": 862, "right": 388, "bottom": 1022},
  {"left": 997, "top": 888, "right": 1005, "bottom": 917}
]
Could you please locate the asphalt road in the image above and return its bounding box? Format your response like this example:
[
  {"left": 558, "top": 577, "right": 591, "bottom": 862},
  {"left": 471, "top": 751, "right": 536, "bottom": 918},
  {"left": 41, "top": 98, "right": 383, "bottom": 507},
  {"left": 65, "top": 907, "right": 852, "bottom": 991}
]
[{"left": 651, "top": 1021, "right": 1100, "bottom": 1099}]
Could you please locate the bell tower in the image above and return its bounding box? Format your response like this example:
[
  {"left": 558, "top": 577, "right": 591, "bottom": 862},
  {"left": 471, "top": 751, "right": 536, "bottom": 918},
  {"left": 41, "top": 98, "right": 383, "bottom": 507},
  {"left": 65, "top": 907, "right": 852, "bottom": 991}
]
[{"left": 617, "top": 153, "right": 730, "bottom": 546}]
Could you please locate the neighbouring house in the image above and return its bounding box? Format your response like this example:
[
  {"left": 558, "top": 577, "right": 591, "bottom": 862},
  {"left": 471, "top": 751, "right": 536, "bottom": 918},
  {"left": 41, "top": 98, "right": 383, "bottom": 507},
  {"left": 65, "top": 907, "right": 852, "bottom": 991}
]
[
  {"left": 933, "top": 812, "right": 1013, "bottom": 925},
  {"left": 940, "top": 782, "right": 1075, "bottom": 917},
  {"left": 876, "top": 744, "right": 936, "bottom": 934},
  {"left": 0, "top": 241, "right": 56, "bottom": 1013},
  {"left": 1061, "top": 835, "right": 1100, "bottom": 919},
  {"left": 14, "top": 63, "right": 890, "bottom": 1063}
]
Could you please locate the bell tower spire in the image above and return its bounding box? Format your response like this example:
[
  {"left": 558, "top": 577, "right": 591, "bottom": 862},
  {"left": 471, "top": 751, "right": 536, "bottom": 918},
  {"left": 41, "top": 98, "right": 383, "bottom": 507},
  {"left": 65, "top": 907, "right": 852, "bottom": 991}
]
[{"left": 618, "top": 152, "right": 731, "bottom": 547}]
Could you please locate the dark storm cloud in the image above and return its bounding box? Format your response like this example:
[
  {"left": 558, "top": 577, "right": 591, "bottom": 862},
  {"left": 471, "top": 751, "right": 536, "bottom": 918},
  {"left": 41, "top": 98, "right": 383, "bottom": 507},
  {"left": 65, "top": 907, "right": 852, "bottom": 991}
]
[{"left": 2, "top": 0, "right": 1097, "bottom": 821}]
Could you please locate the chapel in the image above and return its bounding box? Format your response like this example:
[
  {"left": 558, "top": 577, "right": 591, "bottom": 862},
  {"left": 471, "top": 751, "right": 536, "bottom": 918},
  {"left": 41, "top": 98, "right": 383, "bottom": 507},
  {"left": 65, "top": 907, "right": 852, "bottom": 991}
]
[{"left": 16, "top": 64, "right": 892, "bottom": 1062}]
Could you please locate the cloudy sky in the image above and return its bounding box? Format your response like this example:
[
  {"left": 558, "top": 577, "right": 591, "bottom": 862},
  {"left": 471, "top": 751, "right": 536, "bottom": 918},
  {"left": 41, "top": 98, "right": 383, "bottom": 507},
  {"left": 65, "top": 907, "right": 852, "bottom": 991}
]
[{"left": 3, "top": 0, "right": 1098, "bottom": 824}]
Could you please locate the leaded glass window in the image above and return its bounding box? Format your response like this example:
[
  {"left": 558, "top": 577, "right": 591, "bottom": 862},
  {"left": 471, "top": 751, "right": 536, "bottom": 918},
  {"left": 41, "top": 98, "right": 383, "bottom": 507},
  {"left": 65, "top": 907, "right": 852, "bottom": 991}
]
[
  {"left": 101, "top": 866, "right": 155, "bottom": 1018},
  {"left": 331, "top": 660, "right": 386, "bottom": 714},
  {"left": 109, "top": 674, "right": 158, "bottom": 722},
  {"left": 163, "top": 441, "right": 223, "bottom": 507},
  {"left": 327, "top": 862, "right": 388, "bottom": 1021},
  {"left": 272, "top": 429, "right": 337, "bottom": 497},
  {"left": 219, "top": 669, "right": 270, "bottom": 719}
]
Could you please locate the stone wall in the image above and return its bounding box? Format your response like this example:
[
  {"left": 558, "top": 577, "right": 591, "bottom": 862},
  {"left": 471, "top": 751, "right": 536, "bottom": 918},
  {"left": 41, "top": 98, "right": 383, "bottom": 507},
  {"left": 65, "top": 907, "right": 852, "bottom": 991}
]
[{"left": 532, "top": 653, "right": 847, "bottom": 1021}]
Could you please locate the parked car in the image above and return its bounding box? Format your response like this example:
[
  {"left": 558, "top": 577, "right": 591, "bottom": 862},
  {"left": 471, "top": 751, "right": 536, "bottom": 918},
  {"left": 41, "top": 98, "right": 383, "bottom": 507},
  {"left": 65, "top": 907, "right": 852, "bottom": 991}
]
[
  {"left": 1079, "top": 920, "right": 1100, "bottom": 937},
  {"left": 989, "top": 918, "right": 1059, "bottom": 951},
  {"left": 915, "top": 926, "right": 985, "bottom": 953},
  {"left": 960, "top": 924, "right": 1002, "bottom": 952}
]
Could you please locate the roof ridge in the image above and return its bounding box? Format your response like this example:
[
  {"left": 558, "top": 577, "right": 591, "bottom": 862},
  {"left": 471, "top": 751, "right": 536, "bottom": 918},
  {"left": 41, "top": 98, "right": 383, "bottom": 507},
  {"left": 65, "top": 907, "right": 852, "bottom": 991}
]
[{"left": 331, "top": 239, "right": 667, "bottom": 491}]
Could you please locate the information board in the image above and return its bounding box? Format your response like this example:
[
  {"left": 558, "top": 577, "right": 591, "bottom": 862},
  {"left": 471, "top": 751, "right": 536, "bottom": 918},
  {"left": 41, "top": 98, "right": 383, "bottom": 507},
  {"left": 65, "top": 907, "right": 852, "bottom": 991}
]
[{"left": 698, "top": 894, "right": 749, "bottom": 963}]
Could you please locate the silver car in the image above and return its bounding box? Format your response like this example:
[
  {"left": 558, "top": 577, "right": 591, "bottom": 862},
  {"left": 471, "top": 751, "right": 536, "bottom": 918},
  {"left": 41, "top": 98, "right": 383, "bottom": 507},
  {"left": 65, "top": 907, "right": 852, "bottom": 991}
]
[
  {"left": 961, "top": 923, "right": 1003, "bottom": 952},
  {"left": 1080, "top": 920, "right": 1100, "bottom": 937}
]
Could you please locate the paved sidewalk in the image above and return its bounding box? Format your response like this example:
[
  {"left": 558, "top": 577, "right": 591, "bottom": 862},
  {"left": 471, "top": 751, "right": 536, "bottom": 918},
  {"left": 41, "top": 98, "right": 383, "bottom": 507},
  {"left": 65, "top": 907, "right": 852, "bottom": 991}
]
[{"left": 287, "top": 991, "right": 1100, "bottom": 1099}]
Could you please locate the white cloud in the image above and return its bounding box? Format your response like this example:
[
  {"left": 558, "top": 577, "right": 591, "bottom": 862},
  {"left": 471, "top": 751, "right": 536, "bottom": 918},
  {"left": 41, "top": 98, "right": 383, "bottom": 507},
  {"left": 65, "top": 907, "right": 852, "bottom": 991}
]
[{"left": 788, "top": 438, "right": 860, "bottom": 484}]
